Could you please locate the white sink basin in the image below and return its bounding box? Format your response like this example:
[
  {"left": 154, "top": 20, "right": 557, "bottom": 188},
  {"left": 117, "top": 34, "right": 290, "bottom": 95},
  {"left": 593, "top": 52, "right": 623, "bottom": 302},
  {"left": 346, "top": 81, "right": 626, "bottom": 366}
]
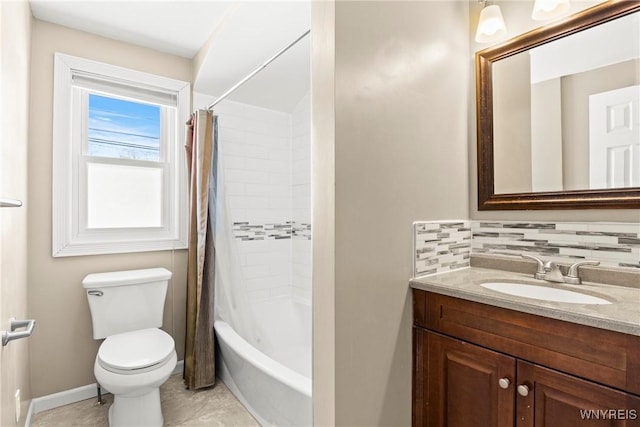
[{"left": 480, "top": 282, "right": 612, "bottom": 305}]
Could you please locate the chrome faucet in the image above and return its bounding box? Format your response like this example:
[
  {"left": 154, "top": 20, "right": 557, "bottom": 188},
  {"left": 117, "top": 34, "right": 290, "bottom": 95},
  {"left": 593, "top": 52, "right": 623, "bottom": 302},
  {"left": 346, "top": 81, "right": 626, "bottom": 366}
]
[
  {"left": 542, "top": 261, "right": 564, "bottom": 283},
  {"left": 520, "top": 254, "right": 599, "bottom": 285}
]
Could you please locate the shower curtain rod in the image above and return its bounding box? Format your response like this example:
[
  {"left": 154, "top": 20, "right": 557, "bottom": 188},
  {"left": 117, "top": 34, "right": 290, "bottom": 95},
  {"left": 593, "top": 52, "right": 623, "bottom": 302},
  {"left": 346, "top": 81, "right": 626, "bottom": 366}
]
[{"left": 207, "top": 29, "right": 311, "bottom": 111}]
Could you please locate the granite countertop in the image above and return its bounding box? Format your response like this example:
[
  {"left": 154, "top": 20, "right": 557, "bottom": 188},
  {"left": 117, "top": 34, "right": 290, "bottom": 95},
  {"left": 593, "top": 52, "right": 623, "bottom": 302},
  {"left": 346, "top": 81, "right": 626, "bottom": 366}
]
[{"left": 410, "top": 267, "right": 640, "bottom": 337}]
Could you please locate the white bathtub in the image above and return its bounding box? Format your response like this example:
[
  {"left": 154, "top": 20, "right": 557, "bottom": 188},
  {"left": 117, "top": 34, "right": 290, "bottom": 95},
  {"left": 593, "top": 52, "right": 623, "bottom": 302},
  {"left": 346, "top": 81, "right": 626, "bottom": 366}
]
[{"left": 215, "top": 297, "right": 312, "bottom": 426}]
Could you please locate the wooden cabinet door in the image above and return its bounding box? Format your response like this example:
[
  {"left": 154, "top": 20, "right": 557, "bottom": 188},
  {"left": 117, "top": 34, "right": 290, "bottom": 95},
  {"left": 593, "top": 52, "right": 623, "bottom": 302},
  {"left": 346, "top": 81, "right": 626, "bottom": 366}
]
[
  {"left": 414, "top": 329, "right": 516, "bottom": 427},
  {"left": 517, "top": 361, "right": 640, "bottom": 427}
]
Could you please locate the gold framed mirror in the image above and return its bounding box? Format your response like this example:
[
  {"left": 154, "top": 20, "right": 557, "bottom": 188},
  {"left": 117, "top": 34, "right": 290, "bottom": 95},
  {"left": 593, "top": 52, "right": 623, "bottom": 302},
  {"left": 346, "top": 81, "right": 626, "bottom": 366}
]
[{"left": 476, "top": 0, "right": 640, "bottom": 210}]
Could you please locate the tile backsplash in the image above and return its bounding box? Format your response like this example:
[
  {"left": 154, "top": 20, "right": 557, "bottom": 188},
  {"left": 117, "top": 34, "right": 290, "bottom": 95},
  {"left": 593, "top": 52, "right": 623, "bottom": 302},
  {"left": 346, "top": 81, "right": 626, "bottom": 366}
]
[
  {"left": 413, "top": 220, "right": 640, "bottom": 278},
  {"left": 471, "top": 221, "right": 640, "bottom": 269},
  {"left": 413, "top": 221, "right": 472, "bottom": 277}
]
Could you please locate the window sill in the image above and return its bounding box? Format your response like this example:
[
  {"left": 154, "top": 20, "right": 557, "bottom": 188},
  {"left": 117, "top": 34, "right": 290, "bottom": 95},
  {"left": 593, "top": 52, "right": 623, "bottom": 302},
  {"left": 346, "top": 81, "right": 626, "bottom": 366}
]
[{"left": 52, "top": 238, "right": 187, "bottom": 257}]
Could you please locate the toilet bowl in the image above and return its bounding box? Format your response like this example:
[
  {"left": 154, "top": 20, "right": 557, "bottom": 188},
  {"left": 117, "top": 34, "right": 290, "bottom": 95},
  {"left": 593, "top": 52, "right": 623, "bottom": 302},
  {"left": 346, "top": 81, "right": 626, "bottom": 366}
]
[
  {"left": 83, "top": 268, "right": 175, "bottom": 427},
  {"left": 95, "top": 329, "right": 177, "bottom": 426}
]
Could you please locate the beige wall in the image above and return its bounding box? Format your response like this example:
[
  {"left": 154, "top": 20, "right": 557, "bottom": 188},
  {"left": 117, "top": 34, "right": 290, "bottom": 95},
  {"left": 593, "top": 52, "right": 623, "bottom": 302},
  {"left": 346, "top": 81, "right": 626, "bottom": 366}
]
[
  {"left": 28, "top": 20, "right": 191, "bottom": 397},
  {"left": 0, "top": 2, "right": 32, "bottom": 425},
  {"left": 531, "top": 78, "right": 564, "bottom": 192},
  {"left": 469, "top": 0, "right": 638, "bottom": 221},
  {"left": 312, "top": 1, "right": 470, "bottom": 425},
  {"left": 493, "top": 52, "right": 532, "bottom": 194}
]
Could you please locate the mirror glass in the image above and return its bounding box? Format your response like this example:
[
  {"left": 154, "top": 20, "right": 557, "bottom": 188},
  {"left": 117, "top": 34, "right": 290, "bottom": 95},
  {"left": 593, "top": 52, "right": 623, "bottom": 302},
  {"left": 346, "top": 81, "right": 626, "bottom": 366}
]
[{"left": 492, "top": 11, "right": 639, "bottom": 195}]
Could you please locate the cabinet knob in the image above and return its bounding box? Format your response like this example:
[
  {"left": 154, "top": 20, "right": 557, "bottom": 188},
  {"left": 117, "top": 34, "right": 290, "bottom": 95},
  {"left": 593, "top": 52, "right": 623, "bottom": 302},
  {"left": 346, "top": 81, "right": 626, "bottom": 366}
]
[
  {"left": 498, "top": 378, "right": 510, "bottom": 389},
  {"left": 517, "top": 384, "right": 530, "bottom": 397}
]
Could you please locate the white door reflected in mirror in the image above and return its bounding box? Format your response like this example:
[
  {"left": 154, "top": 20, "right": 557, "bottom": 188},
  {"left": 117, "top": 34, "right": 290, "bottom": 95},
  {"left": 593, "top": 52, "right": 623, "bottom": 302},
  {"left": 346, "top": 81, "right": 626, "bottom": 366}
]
[{"left": 589, "top": 85, "right": 640, "bottom": 189}]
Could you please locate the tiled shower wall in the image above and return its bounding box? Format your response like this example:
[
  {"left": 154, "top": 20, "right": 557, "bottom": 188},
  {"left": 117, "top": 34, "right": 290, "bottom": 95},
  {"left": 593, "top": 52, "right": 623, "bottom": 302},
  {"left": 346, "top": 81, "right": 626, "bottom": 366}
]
[
  {"left": 292, "top": 92, "right": 312, "bottom": 301},
  {"left": 216, "top": 100, "right": 293, "bottom": 300},
  {"left": 413, "top": 220, "right": 640, "bottom": 278},
  {"left": 213, "top": 96, "right": 311, "bottom": 302}
]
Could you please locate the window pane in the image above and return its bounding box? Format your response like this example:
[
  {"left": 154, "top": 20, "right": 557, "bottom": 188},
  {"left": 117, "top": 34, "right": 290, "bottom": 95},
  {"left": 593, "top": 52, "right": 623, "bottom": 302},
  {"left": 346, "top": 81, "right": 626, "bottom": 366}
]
[
  {"left": 87, "top": 162, "right": 163, "bottom": 229},
  {"left": 88, "top": 94, "right": 161, "bottom": 161}
]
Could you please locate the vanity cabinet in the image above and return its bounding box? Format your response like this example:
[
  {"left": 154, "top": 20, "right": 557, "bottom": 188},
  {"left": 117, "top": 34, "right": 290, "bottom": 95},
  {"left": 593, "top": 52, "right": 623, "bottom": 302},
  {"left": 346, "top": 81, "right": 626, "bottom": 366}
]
[
  {"left": 413, "top": 289, "right": 640, "bottom": 427},
  {"left": 415, "top": 329, "right": 515, "bottom": 427}
]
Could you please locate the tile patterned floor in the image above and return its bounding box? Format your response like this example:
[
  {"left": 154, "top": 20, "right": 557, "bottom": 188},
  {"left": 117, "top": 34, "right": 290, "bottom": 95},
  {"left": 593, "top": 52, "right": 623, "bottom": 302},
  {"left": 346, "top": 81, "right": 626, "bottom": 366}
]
[{"left": 30, "top": 375, "right": 260, "bottom": 427}]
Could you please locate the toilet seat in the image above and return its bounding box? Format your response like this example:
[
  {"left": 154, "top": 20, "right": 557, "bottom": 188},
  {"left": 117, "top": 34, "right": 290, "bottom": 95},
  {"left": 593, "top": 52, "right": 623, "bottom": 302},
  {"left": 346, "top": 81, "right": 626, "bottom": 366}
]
[{"left": 98, "top": 328, "right": 175, "bottom": 375}]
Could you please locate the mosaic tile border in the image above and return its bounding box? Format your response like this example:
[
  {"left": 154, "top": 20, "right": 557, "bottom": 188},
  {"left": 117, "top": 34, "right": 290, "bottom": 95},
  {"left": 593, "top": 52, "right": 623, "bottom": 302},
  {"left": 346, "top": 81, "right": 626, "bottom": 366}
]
[
  {"left": 233, "top": 222, "right": 292, "bottom": 241},
  {"left": 292, "top": 222, "right": 312, "bottom": 240},
  {"left": 471, "top": 221, "right": 640, "bottom": 269},
  {"left": 233, "top": 221, "right": 311, "bottom": 241},
  {"left": 413, "top": 221, "right": 472, "bottom": 277}
]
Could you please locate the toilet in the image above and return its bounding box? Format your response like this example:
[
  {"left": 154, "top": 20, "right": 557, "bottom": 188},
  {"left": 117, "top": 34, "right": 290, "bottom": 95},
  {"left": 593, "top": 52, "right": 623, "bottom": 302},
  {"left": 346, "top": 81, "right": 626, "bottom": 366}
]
[{"left": 83, "top": 268, "right": 177, "bottom": 427}]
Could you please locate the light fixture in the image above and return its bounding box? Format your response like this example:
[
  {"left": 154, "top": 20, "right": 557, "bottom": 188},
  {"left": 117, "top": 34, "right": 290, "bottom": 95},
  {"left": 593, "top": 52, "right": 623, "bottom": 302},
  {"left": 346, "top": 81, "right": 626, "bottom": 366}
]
[
  {"left": 532, "top": 0, "right": 570, "bottom": 21},
  {"left": 475, "top": 2, "right": 507, "bottom": 43}
]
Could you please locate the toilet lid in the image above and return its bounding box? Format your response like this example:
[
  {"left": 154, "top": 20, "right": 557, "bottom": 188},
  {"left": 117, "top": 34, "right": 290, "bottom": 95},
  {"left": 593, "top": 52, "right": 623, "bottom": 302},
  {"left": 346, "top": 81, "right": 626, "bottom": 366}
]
[{"left": 98, "top": 328, "right": 175, "bottom": 371}]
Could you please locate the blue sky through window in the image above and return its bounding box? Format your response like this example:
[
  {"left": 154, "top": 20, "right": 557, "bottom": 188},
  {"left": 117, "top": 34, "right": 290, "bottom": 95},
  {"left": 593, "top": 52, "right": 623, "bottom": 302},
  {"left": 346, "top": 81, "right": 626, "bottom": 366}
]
[{"left": 88, "top": 94, "right": 161, "bottom": 161}]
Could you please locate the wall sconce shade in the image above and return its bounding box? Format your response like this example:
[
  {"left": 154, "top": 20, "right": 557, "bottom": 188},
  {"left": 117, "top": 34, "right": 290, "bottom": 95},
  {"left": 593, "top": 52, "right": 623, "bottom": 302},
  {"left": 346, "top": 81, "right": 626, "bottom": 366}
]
[
  {"left": 475, "top": 4, "right": 507, "bottom": 43},
  {"left": 532, "top": 0, "right": 570, "bottom": 21}
]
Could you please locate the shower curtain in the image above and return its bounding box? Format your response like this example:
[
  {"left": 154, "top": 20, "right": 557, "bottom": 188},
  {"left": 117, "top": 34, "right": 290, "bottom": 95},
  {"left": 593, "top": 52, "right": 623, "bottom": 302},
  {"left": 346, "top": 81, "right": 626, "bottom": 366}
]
[{"left": 184, "top": 110, "right": 217, "bottom": 390}]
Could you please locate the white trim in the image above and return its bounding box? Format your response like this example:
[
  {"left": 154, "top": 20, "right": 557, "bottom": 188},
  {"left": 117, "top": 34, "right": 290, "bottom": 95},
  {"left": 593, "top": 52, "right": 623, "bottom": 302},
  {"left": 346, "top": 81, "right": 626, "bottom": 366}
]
[
  {"left": 25, "top": 360, "right": 184, "bottom": 426},
  {"left": 30, "top": 383, "right": 99, "bottom": 416},
  {"left": 55, "top": 53, "right": 189, "bottom": 94},
  {"left": 52, "top": 53, "right": 190, "bottom": 257}
]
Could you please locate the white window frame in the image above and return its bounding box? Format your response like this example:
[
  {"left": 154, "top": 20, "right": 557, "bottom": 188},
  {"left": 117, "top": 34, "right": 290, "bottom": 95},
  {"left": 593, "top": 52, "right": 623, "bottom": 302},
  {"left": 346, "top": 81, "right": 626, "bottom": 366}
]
[{"left": 52, "top": 53, "right": 190, "bottom": 257}]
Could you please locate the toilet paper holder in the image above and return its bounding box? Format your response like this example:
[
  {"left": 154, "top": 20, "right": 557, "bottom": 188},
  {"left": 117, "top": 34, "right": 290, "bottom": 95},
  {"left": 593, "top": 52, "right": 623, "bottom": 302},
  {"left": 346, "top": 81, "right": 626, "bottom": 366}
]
[{"left": 2, "top": 318, "right": 36, "bottom": 346}]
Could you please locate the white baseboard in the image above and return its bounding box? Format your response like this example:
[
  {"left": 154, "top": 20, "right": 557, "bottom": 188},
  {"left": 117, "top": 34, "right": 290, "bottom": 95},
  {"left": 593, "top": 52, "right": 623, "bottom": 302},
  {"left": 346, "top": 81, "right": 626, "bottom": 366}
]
[
  {"left": 25, "top": 359, "right": 184, "bottom": 426},
  {"left": 172, "top": 359, "right": 184, "bottom": 376},
  {"left": 31, "top": 383, "right": 99, "bottom": 415}
]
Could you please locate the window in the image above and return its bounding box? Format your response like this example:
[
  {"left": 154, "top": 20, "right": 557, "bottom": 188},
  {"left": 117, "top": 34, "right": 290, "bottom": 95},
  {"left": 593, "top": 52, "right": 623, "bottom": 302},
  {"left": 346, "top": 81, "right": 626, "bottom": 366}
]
[
  {"left": 87, "top": 94, "right": 161, "bottom": 161},
  {"left": 52, "top": 53, "right": 190, "bottom": 256}
]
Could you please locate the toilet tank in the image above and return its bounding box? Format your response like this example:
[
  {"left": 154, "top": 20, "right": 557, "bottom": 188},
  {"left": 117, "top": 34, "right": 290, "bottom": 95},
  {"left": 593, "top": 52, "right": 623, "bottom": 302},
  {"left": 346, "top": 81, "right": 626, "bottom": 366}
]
[{"left": 82, "top": 268, "right": 172, "bottom": 339}]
